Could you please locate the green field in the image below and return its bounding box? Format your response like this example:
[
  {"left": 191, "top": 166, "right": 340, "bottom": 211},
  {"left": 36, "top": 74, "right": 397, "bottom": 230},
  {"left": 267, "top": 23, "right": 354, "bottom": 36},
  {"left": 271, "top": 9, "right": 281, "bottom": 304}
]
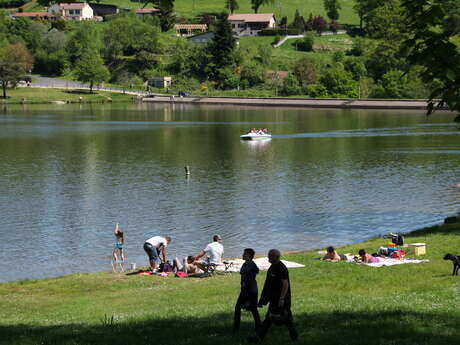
[
  {"left": 91, "top": 0, "right": 359, "bottom": 24},
  {"left": 1, "top": 221, "right": 459, "bottom": 345},
  {"left": 0, "top": 88, "right": 135, "bottom": 103}
]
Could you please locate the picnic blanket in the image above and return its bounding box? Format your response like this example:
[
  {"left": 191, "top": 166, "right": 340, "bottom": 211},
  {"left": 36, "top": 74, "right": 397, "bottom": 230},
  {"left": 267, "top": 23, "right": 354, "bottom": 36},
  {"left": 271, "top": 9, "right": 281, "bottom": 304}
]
[
  {"left": 216, "top": 257, "right": 305, "bottom": 272},
  {"left": 361, "top": 257, "right": 429, "bottom": 267}
]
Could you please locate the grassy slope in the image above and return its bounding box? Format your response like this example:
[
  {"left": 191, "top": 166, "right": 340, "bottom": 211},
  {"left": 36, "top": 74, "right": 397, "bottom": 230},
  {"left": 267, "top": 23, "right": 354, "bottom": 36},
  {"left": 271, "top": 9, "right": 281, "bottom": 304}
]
[
  {"left": 1, "top": 223, "right": 459, "bottom": 345},
  {"left": 0, "top": 88, "right": 135, "bottom": 103},
  {"left": 94, "top": 0, "right": 359, "bottom": 24}
]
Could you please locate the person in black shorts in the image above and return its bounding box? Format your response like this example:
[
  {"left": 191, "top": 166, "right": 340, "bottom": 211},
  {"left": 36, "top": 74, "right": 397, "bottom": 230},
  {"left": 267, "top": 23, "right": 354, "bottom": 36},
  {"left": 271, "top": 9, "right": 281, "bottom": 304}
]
[
  {"left": 233, "top": 248, "right": 261, "bottom": 333},
  {"left": 249, "top": 249, "right": 298, "bottom": 342}
]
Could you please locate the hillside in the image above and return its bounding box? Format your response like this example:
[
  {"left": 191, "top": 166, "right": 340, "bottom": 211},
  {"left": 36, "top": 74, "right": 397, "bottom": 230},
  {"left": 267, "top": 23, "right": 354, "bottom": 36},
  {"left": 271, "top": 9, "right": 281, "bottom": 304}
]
[{"left": 96, "top": 0, "right": 359, "bottom": 24}]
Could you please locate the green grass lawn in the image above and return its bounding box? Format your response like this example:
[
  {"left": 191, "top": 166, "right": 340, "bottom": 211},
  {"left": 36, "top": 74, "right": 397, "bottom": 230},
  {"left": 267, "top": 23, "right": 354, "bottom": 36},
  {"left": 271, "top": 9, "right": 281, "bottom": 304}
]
[
  {"left": 24, "top": 0, "right": 359, "bottom": 24},
  {"left": 238, "top": 33, "right": 355, "bottom": 69},
  {"left": 0, "top": 88, "right": 135, "bottom": 104},
  {"left": 1, "top": 222, "right": 459, "bottom": 345}
]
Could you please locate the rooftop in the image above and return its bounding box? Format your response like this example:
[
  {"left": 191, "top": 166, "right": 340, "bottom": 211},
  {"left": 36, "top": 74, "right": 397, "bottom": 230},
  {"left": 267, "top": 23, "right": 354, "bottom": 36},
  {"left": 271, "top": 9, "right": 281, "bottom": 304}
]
[{"left": 228, "top": 13, "right": 275, "bottom": 22}]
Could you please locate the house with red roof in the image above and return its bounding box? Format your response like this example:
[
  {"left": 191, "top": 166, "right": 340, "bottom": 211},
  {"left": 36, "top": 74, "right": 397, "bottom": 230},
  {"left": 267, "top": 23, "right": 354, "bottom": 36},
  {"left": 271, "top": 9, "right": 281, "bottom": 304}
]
[
  {"left": 228, "top": 13, "right": 276, "bottom": 36},
  {"left": 48, "top": 2, "right": 94, "bottom": 21}
]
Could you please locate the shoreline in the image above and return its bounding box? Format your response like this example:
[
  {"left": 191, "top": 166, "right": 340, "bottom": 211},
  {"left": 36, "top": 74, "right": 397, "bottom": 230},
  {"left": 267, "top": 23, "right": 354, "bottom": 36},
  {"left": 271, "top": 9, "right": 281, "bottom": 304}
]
[
  {"left": 142, "top": 96, "right": 448, "bottom": 111},
  {"left": 1, "top": 219, "right": 455, "bottom": 285}
]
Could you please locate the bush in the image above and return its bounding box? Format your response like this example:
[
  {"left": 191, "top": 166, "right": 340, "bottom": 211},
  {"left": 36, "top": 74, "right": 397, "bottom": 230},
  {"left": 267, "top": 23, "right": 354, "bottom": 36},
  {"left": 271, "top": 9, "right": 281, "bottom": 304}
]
[
  {"left": 272, "top": 35, "right": 281, "bottom": 45},
  {"left": 259, "top": 28, "right": 301, "bottom": 36},
  {"left": 0, "top": 0, "right": 27, "bottom": 7},
  {"left": 296, "top": 32, "right": 314, "bottom": 52},
  {"left": 281, "top": 73, "right": 301, "bottom": 96}
]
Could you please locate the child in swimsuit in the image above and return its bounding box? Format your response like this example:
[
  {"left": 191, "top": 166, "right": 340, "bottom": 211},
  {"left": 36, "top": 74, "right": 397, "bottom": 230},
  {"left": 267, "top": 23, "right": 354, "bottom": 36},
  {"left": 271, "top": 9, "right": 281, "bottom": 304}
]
[{"left": 113, "top": 223, "right": 125, "bottom": 263}]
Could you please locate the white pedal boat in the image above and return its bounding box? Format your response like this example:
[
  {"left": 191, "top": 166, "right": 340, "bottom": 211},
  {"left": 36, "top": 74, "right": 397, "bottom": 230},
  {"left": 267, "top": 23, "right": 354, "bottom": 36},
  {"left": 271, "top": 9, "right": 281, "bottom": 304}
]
[{"left": 240, "top": 133, "right": 272, "bottom": 140}]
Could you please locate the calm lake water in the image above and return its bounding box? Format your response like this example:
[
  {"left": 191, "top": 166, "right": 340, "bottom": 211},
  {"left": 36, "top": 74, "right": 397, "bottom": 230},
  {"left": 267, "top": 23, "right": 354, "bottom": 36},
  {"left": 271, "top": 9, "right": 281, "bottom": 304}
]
[{"left": 0, "top": 103, "right": 459, "bottom": 282}]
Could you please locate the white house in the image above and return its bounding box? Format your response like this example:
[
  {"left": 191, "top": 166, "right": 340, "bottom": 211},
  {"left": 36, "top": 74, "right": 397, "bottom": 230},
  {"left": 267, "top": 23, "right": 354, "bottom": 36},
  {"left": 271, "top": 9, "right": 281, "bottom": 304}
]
[
  {"left": 48, "top": 3, "right": 94, "bottom": 21},
  {"left": 228, "top": 13, "right": 276, "bottom": 36}
]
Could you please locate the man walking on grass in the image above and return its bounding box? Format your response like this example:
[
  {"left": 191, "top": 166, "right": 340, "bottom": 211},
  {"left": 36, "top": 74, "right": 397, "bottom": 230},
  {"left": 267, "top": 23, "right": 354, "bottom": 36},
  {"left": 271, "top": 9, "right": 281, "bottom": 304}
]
[{"left": 249, "top": 249, "right": 298, "bottom": 342}]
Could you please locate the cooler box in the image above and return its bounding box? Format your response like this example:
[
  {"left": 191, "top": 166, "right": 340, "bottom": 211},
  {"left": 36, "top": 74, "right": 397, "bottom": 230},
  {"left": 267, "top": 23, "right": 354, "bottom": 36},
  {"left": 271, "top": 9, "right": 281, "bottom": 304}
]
[{"left": 409, "top": 243, "right": 426, "bottom": 256}]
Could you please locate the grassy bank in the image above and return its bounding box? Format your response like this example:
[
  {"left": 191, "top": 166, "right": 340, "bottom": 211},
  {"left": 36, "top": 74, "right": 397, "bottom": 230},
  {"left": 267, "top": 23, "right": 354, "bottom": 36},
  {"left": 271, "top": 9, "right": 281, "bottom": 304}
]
[
  {"left": 1, "top": 223, "right": 460, "bottom": 345},
  {"left": 0, "top": 88, "right": 136, "bottom": 104}
]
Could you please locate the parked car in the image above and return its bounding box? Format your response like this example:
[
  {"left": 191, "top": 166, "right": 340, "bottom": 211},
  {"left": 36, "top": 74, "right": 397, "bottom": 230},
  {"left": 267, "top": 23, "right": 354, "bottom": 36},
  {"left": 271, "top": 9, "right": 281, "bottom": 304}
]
[{"left": 178, "top": 91, "right": 190, "bottom": 97}]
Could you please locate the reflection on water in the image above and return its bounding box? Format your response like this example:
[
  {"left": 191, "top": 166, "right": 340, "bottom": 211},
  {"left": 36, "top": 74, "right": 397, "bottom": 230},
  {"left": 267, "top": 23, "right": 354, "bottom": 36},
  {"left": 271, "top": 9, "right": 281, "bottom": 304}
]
[{"left": 0, "top": 103, "right": 459, "bottom": 282}]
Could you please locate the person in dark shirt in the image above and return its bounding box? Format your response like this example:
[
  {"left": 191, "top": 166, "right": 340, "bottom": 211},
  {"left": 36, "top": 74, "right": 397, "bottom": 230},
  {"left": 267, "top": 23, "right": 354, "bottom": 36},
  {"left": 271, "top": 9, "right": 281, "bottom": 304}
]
[
  {"left": 233, "top": 248, "right": 261, "bottom": 333},
  {"left": 249, "top": 249, "right": 298, "bottom": 342}
]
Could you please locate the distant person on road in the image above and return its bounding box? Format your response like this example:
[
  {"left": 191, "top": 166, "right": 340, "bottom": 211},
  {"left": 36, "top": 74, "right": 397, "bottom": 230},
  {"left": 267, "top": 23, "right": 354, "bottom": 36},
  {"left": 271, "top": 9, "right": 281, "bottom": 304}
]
[
  {"left": 249, "top": 249, "right": 298, "bottom": 343},
  {"left": 143, "top": 235, "right": 171, "bottom": 272},
  {"left": 195, "top": 235, "right": 224, "bottom": 270},
  {"left": 234, "top": 248, "right": 261, "bottom": 333},
  {"left": 112, "top": 223, "right": 125, "bottom": 263}
]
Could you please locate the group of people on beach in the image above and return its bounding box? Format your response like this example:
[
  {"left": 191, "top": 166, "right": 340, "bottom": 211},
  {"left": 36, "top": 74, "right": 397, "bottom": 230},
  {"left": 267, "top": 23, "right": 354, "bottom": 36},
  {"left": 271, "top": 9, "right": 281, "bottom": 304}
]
[
  {"left": 320, "top": 246, "right": 385, "bottom": 264},
  {"left": 112, "top": 224, "right": 298, "bottom": 342}
]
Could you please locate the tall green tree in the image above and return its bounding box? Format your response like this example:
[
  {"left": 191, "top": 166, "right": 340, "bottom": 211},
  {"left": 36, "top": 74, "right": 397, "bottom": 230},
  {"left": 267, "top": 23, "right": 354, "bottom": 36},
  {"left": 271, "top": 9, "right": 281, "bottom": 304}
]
[
  {"left": 353, "top": 0, "right": 385, "bottom": 30},
  {"left": 74, "top": 50, "right": 110, "bottom": 93},
  {"left": 158, "top": 0, "right": 175, "bottom": 32},
  {"left": 209, "top": 12, "right": 237, "bottom": 72},
  {"left": 66, "top": 23, "right": 101, "bottom": 64},
  {"left": 251, "top": 0, "right": 274, "bottom": 14},
  {"left": 225, "top": 0, "right": 239, "bottom": 14},
  {"left": 291, "top": 9, "right": 306, "bottom": 32},
  {"left": 324, "top": 0, "right": 341, "bottom": 21},
  {"left": 0, "top": 43, "right": 33, "bottom": 98},
  {"left": 402, "top": 0, "right": 460, "bottom": 120}
]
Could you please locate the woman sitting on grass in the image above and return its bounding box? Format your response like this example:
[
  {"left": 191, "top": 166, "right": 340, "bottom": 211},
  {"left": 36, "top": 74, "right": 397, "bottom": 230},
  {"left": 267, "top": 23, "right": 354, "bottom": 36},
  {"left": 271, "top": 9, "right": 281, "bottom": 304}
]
[{"left": 358, "top": 249, "right": 383, "bottom": 264}]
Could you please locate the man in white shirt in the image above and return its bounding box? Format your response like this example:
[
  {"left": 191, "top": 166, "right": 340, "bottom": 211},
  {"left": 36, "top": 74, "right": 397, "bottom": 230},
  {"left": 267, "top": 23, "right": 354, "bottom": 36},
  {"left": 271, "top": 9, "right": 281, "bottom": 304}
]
[
  {"left": 143, "top": 236, "right": 171, "bottom": 271},
  {"left": 195, "top": 235, "right": 224, "bottom": 269}
]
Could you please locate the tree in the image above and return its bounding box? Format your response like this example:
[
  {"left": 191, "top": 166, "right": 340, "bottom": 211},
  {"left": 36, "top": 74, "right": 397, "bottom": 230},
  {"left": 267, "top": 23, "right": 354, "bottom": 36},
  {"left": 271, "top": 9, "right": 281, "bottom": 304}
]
[
  {"left": 291, "top": 9, "right": 305, "bottom": 32},
  {"left": 402, "top": 0, "right": 460, "bottom": 120},
  {"left": 353, "top": 0, "right": 385, "bottom": 30},
  {"left": 324, "top": 0, "right": 341, "bottom": 21},
  {"left": 250, "top": 0, "right": 274, "bottom": 14},
  {"left": 66, "top": 23, "right": 101, "bottom": 64},
  {"left": 209, "top": 12, "right": 237, "bottom": 75},
  {"left": 296, "top": 32, "right": 315, "bottom": 51},
  {"left": 74, "top": 50, "right": 110, "bottom": 93},
  {"left": 158, "top": 0, "right": 175, "bottom": 32},
  {"left": 0, "top": 43, "right": 33, "bottom": 98},
  {"left": 312, "top": 16, "right": 327, "bottom": 34},
  {"left": 225, "top": 0, "right": 239, "bottom": 14}
]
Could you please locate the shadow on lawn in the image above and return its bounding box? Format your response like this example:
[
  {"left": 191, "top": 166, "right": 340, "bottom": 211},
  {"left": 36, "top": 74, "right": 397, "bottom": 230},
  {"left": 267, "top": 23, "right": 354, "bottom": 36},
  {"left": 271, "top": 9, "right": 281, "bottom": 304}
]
[
  {"left": 63, "top": 90, "right": 95, "bottom": 95},
  {"left": 1, "top": 310, "right": 459, "bottom": 345},
  {"left": 407, "top": 222, "right": 460, "bottom": 237}
]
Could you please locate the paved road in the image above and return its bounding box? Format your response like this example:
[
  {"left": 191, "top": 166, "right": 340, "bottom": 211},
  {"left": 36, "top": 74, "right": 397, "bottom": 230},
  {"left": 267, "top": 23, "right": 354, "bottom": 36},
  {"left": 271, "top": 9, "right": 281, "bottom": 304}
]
[
  {"left": 143, "top": 96, "right": 434, "bottom": 111},
  {"left": 30, "top": 75, "right": 149, "bottom": 96}
]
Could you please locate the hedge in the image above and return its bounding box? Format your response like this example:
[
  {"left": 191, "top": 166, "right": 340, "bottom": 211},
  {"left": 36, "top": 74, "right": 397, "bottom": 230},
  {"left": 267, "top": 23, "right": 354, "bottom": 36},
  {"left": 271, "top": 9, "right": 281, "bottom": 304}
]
[{"left": 258, "top": 28, "right": 302, "bottom": 36}]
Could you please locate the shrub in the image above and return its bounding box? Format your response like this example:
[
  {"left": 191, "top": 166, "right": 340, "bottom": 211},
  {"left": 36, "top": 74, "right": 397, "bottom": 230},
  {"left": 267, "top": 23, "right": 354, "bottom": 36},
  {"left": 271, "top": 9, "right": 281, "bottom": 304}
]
[
  {"left": 259, "top": 28, "right": 301, "bottom": 36},
  {"left": 281, "top": 73, "right": 301, "bottom": 96},
  {"left": 296, "top": 32, "right": 315, "bottom": 52},
  {"left": 312, "top": 16, "right": 327, "bottom": 34},
  {"left": 272, "top": 35, "right": 281, "bottom": 45}
]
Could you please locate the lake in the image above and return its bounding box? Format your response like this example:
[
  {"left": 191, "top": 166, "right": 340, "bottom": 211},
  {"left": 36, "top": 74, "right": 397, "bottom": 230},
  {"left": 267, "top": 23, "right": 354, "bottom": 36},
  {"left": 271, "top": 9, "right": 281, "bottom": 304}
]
[{"left": 0, "top": 103, "right": 459, "bottom": 282}]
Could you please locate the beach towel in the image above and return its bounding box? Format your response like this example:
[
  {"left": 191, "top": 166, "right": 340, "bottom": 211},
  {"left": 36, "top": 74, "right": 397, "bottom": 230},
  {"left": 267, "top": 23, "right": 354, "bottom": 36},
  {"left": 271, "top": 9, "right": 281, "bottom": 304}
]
[
  {"left": 215, "top": 257, "right": 305, "bottom": 272},
  {"left": 360, "top": 257, "right": 429, "bottom": 267}
]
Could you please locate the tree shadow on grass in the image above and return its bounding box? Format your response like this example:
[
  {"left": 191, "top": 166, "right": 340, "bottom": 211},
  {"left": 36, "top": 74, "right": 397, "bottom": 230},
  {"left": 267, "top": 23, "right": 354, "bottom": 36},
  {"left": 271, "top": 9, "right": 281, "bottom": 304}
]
[
  {"left": 407, "top": 223, "right": 460, "bottom": 237},
  {"left": 1, "top": 310, "right": 459, "bottom": 345},
  {"left": 63, "top": 90, "right": 95, "bottom": 95}
]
